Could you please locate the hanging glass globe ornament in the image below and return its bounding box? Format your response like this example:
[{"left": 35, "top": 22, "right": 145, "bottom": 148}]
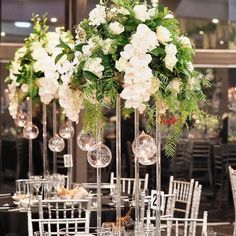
[
  {"left": 132, "top": 131, "right": 156, "bottom": 158},
  {"left": 23, "top": 121, "right": 39, "bottom": 139},
  {"left": 48, "top": 134, "right": 65, "bottom": 152},
  {"left": 87, "top": 144, "right": 112, "bottom": 168},
  {"left": 15, "top": 111, "right": 28, "bottom": 127},
  {"left": 59, "top": 123, "right": 74, "bottom": 139},
  {"left": 138, "top": 154, "right": 157, "bottom": 166},
  {"left": 77, "top": 131, "right": 97, "bottom": 151}
]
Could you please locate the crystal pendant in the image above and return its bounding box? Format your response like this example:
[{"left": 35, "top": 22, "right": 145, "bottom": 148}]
[
  {"left": 48, "top": 134, "right": 65, "bottom": 152},
  {"left": 132, "top": 131, "right": 156, "bottom": 158},
  {"left": 15, "top": 111, "right": 28, "bottom": 127},
  {"left": 59, "top": 123, "right": 74, "bottom": 139},
  {"left": 23, "top": 122, "right": 39, "bottom": 139},
  {"left": 87, "top": 144, "right": 112, "bottom": 168},
  {"left": 77, "top": 131, "right": 97, "bottom": 151}
]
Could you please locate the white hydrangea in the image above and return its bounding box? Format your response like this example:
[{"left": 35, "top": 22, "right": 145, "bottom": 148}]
[
  {"left": 37, "top": 77, "right": 59, "bottom": 104},
  {"left": 179, "top": 35, "right": 192, "bottom": 48},
  {"left": 109, "top": 22, "right": 125, "bottom": 35},
  {"left": 89, "top": 5, "right": 106, "bottom": 26},
  {"left": 156, "top": 26, "right": 172, "bottom": 44},
  {"left": 164, "top": 43, "right": 178, "bottom": 71},
  {"left": 58, "top": 83, "right": 83, "bottom": 122},
  {"left": 102, "top": 38, "right": 114, "bottom": 55},
  {"left": 84, "top": 57, "right": 104, "bottom": 78},
  {"left": 133, "top": 5, "right": 151, "bottom": 22}
]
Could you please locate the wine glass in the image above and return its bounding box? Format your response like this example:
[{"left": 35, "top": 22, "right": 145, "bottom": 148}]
[
  {"left": 77, "top": 131, "right": 97, "bottom": 151},
  {"left": 29, "top": 176, "right": 42, "bottom": 197},
  {"left": 15, "top": 111, "right": 28, "bottom": 127},
  {"left": 23, "top": 122, "right": 39, "bottom": 139},
  {"left": 48, "top": 134, "right": 65, "bottom": 152},
  {"left": 87, "top": 144, "right": 112, "bottom": 168},
  {"left": 59, "top": 122, "right": 74, "bottom": 139}
]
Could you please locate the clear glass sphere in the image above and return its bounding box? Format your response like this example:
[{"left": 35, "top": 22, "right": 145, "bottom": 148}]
[
  {"left": 23, "top": 122, "right": 39, "bottom": 139},
  {"left": 138, "top": 154, "right": 157, "bottom": 166},
  {"left": 132, "top": 131, "right": 156, "bottom": 158},
  {"left": 15, "top": 111, "right": 28, "bottom": 127},
  {"left": 87, "top": 144, "right": 112, "bottom": 168},
  {"left": 77, "top": 131, "right": 97, "bottom": 151},
  {"left": 59, "top": 123, "right": 74, "bottom": 139},
  {"left": 48, "top": 134, "right": 65, "bottom": 152}
]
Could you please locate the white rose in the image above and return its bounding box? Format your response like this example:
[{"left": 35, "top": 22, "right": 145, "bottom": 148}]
[
  {"left": 21, "top": 84, "right": 29, "bottom": 93},
  {"left": 109, "top": 22, "right": 125, "bottom": 35},
  {"left": 165, "top": 43, "right": 177, "bottom": 56},
  {"left": 133, "top": 5, "right": 151, "bottom": 22},
  {"left": 179, "top": 35, "right": 192, "bottom": 48},
  {"left": 156, "top": 26, "right": 172, "bottom": 44},
  {"left": 168, "top": 78, "right": 181, "bottom": 93},
  {"left": 89, "top": 5, "right": 106, "bottom": 26},
  {"left": 31, "top": 47, "right": 48, "bottom": 61},
  {"left": 115, "top": 58, "right": 128, "bottom": 72},
  {"left": 120, "top": 44, "right": 136, "bottom": 60},
  {"left": 165, "top": 55, "right": 178, "bottom": 71}
]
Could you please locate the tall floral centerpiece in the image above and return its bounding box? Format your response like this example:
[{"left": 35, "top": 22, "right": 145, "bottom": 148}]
[
  {"left": 60, "top": 0, "right": 210, "bottom": 156},
  {"left": 6, "top": 15, "right": 79, "bottom": 176}
]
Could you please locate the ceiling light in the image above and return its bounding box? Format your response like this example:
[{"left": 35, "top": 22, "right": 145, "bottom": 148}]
[
  {"left": 1, "top": 32, "right": 6, "bottom": 37},
  {"left": 50, "top": 17, "right": 58, "bottom": 23},
  {"left": 220, "top": 40, "right": 224, "bottom": 45},
  {"left": 199, "top": 31, "right": 204, "bottom": 35},
  {"left": 14, "top": 21, "right": 31, "bottom": 28},
  {"left": 212, "top": 18, "right": 219, "bottom": 24}
]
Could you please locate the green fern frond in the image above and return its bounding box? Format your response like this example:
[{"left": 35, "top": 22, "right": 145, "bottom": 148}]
[{"left": 164, "top": 120, "right": 185, "bottom": 157}]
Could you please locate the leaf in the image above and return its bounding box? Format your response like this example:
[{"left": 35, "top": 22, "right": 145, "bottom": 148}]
[
  {"left": 56, "top": 38, "right": 70, "bottom": 50},
  {"left": 75, "top": 43, "right": 87, "bottom": 52},
  {"left": 55, "top": 53, "right": 64, "bottom": 64},
  {"left": 149, "top": 47, "right": 165, "bottom": 57},
  {"left": 83, "top": 70, "right": 100, "bottom": 81},
  {"left": 67, "top": 53, "right": 75, "bottom": 62}
]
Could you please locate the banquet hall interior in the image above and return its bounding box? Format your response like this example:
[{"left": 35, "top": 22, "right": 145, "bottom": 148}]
[{"left": 1, "top": 0, "right": 236, "bottom": 235}]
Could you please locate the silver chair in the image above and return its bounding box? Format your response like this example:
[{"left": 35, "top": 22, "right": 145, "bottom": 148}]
[
  {"left": 165, "top": 211, "right": 208, "bottom": 236},
  {"left": 229, "top": 166, "right": 236, "bottom": 236},
  {"left": 110, "top": 171, "right": 149, "bottom": 195},
  {"left": 28, "top": 196, "right": 92, "bottom": 236}
]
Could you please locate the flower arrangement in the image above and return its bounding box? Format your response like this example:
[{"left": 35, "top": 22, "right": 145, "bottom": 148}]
[
  {"left": 6, "top": 0, "right": 210, "bottom": 156},
  {"left": 6, "top": 15, "right": 83, "bottom": 122},
  {"left": 63, "top": 0, "right": 210, "bottom": 156}
]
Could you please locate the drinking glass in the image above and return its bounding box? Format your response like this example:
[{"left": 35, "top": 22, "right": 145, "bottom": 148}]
[{"left": 29, "top": 176, "right": 42, "bottom": 197}]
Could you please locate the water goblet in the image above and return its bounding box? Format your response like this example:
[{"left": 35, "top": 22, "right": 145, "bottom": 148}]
[{"left": 30, "top": 176, "right": 42, "bottom": 197}]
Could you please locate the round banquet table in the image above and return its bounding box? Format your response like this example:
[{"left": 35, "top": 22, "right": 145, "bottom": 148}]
[{"left": 0, "top": 196, "right": 132, "bottom": 236}]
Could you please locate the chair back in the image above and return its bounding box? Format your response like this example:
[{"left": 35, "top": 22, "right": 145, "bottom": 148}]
[
  {"left": 168, "top": 176, "right": 195, "bottom": 218},
  {"left": 229, "top": 166, "right": 236, "bottom": 236},
  {"left": 28, "top": 197, "right": 92, "bottom": 236},
  {"left": 190, "top": 182, "right": 202, "bottom": 219},
  {"left": 165, "top": 211, "right": 208, "bottom": 236},
  {"left": 110, "top": 172, "right": 149, "bottom": 195}
]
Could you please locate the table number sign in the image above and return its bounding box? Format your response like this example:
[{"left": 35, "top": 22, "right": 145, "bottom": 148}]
[
  {"left": 64, "top": 154, "right": 73, "bottom": 168},
  {"left": 151, "top": 190, "right": 164, "bottom": 212}
]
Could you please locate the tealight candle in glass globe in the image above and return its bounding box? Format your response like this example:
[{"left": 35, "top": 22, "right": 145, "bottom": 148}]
[
  {"left": 59, "top": 123, "right": 74, "bottom": 139},
  {"left": 23, "top": 122, "right": 39, "bottom": 139},
  {"left": 77, "top": 131, "right": 97, "bottom": 151},
  {"left": 15, "top": 111, "right": 28, "bottom": 127},
  {"left": 132, "top": 131, "right": 156, "bottom": 158},
  {"left": 138, "top": 154, "right": 157, "bottom": 166},
  {"left": 87, "top": 144, "right": 112, "bottom": 168},
  {"left": 48, "top": 134, "right": 65, "bottom": 152}
]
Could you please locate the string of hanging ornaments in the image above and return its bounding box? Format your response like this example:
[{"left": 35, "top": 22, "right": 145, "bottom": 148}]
[{"left": 5, "top": 0, "right": 210, "bottom": 235}]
